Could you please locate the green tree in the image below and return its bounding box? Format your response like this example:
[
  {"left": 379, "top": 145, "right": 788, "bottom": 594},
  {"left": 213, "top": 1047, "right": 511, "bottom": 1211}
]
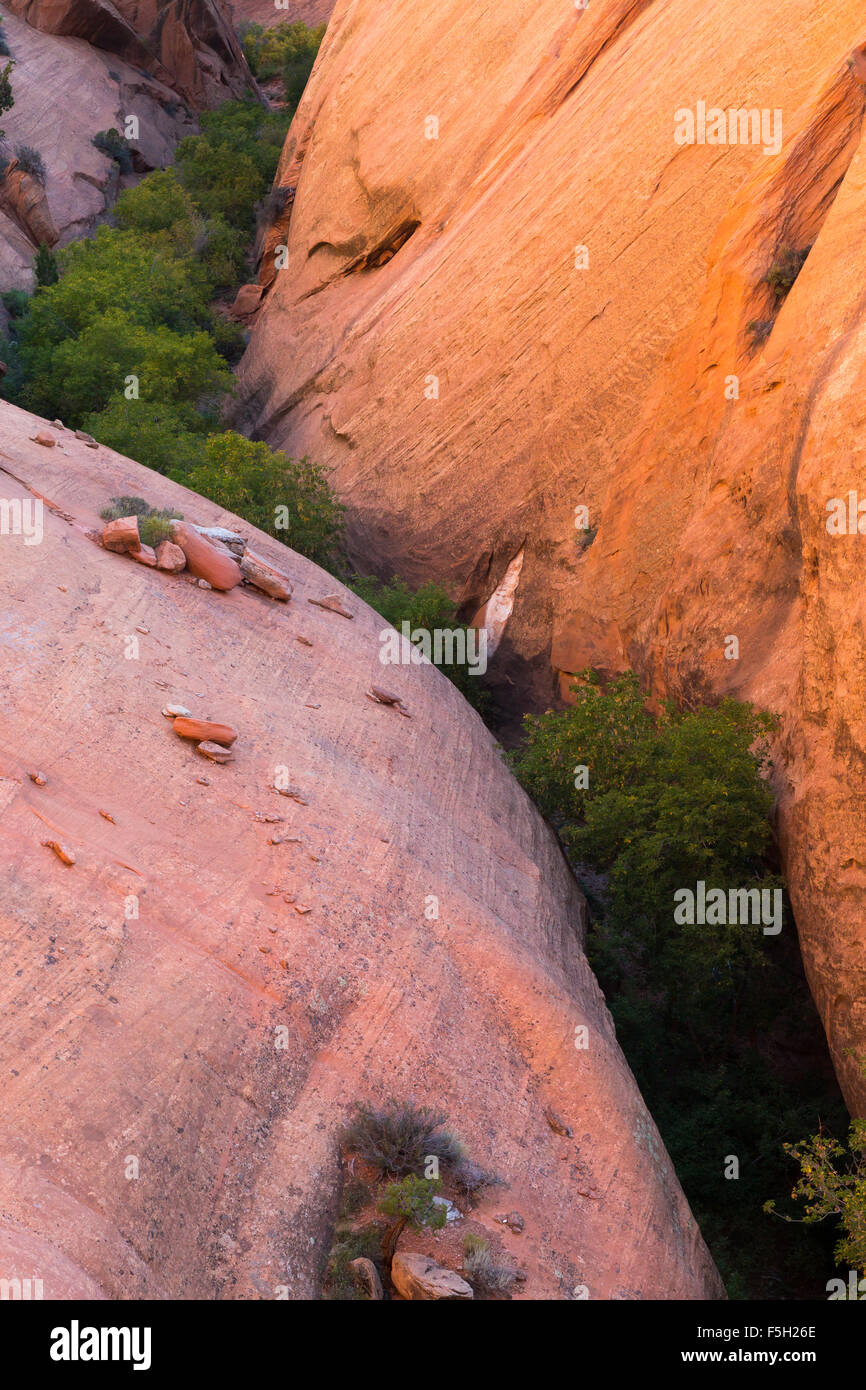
[
  {"left": 185, "top": 433, "right": 345, "bottom": 570},
  {"left": 0, "top": 60, "right": 14, "bottom": 140},
  {"left": 377, "top": 1175, "right": 445, "bottom": 1281},
  {"left": 33, "top": 242, "right": 58, "bottom": 286},
  {"left": 766, "top": 1122, "right": 866, "bottom": 1276}
]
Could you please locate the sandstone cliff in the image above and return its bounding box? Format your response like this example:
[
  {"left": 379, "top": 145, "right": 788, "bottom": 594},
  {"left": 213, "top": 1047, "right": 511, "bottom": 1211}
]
[
  {"left": 5, "top": 0, "right": 254, "bottom": 107},
  {"left": 236, "top": 0, "right": 866, "bottom": 1115},
  {"left": 0, "top": 401, "right": 722, "bottom": 1298}
]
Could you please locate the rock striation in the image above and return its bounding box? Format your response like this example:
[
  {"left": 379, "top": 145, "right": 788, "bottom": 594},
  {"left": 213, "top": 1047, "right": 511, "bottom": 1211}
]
[{"left": 236, "top": 0, "right": 866, "bottom": 1115}]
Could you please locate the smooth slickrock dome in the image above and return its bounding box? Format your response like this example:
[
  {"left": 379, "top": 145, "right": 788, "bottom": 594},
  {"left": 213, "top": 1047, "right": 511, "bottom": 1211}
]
[
  {"left": 235, "top": 0, "right": 866, "bottom": 1115},
  {"left": 0, "top": 402, "right": 721, "bottom": 1298}
]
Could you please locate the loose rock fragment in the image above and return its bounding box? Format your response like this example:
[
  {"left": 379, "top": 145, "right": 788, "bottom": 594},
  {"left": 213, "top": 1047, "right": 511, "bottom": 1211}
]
[
  {"left": 349, "top": 1257, "right": 383, "bottom": 1300},
  {"left": 391, "top": 1253, "right": 473, "bottom": 1301},
  {"left": 52, "top": 419, "right": 64, "bottom": 429},
  {"left": 296, "top": 636, "right": 313, "bottom": 647},
  {"left": 29, "top": 771, "right": 47, "bottom": 786},
  {"left": 544, "top": 1106, "right": 573, "bottom": 1138},
  {"left": 368, "top": 686, "right": 411, "bottom": 717},
  {"left": 196, "top": 741, "right": 234, "bottom": 764},
  {"left": 196, "top": 776, "right": 211, "bottom": 785},
  {"left": 42, "top": 839, "right": 75, "bottom": 865},
  {"left": 162, "top": 704, "right": 192, "bottom": 719},
  {"left": 170, "top": 521, "right": 242, "bottom": 592},
  {"left": 155, "top": 541, "right": 186, "bottom": 574},
  {"left": 307, "top": 594, "right": 353, "bottom": 619},
  {"left": 255, "top": 812, "right": 283, "bottom": 823},
  {"left": 129, "top": 545, "right": 157, "bottom": 568},
  {"left": 98, "top": 810, "right": 116, "bottom": 823},
  {"left": 294, "top": 904, "right": 313, "bottom": 915},
  {"left": 274, "top": 784, "right": 308, "bottom": 804},
  {"left": 193, "top": 526, "right": 246, "bottom": 557},
  {"left": 31, "top": 432, "right": 56, "bottom": 447},
  {"left": 173, "top": 717, "right": 238, "bottom": 748},
  {"left": 74, "top": 429, "right": 97, "bottom": 444},
  {"left": 101, "top": 516, "right": 140, "bottom": 553},
  {"left": 240, "top": 550, "right": 292, "bottom": 601},
  {"left": 268, "top": 831, "right": 302, "bottom": 845}
]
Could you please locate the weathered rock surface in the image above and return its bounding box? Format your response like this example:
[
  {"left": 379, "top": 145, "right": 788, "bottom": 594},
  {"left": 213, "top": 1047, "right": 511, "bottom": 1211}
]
[
  {"left": 6, "top": 0, "right": 255, "bottom": 108},
  {"left": 0, "top": 399, "right": 721, "bottom": 1298},
  {"left": 236, "top": 0, "right": 866, "bottom": 1115},
  {"left": 391, "top": 1252, "right": 473, "bottom": 1301},
  {"left": 0, "top": 8, "right": 200, "bottom": 290}
]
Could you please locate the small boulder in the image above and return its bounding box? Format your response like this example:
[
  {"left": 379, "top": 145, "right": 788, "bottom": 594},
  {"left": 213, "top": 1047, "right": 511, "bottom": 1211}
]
[
  {"left": 173, "top": 717, "right": 238, "bottom": 748},
  {"left": 31, "top": 432, "right": 56, "bottom": 447},
  {"left": 240, "top": 550, "right": 292, "bottom": 601},
  {"left": 391, "top": 1253, "right": 473, "bottom": 1301},
  {"left": 102, "top": 516, "right": 141, "bottom": 553},
  {"left": 308, "top": 593, "right": 353, "bottom": 619},
  {"left": 74, "top": 429, "right": 97, "bottom": 444},
  {"left": 155, "top": 541, "right": 186, "bottom": 573},
  {"left": 229, "top": 282, "right": 264, "bottom": 321},
  {"left": 349, "top": 1257, "right": 383, "bottom": 1300},
  {"left": 29, "top": 771, "right": 47, "bottom": 786},
  {"left": 128, "top": 543, "right": 158, "bottom": 568},
  {"left": 162, "top": 704, "right": 192, "bottom": 719},
  {"left": 42, "top": 839, "right": 75, "bottom": 866},
  {"left": 499, "top": 1211, "right": 525, "bottom": 1234},
  {"left": 170, "top": 521, "right": 242, "bottom": 592},
  {"left": 196, "top": 741, "right": 234, "bottom": 764}
]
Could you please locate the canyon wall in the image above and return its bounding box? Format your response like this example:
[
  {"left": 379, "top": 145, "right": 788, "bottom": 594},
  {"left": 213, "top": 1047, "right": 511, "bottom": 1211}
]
[
  {"left": 4, "top": 0, "right": 254, "bottom": 106},
  {"left": 0, "top": 401, "right": 722, "bottom": 1298},
  {"left": 236, "top": 0, "right": 866, "bottom": 1114}
]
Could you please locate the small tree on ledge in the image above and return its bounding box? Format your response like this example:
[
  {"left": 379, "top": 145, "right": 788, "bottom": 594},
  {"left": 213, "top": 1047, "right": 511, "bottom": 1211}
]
[{"left": 378, "top": 1175, "right": 446, "bottom": 1283}]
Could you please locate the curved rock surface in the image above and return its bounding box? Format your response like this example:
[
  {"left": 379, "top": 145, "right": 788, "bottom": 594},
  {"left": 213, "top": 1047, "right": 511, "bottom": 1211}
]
[
  {"left": 0, "top": 401, "right": 721, "bottom": 1299},
  {"left": 236, "top": 0, "right": 866, "bottom": 1114},
  {"left": 5, "top": 0, "right": 255, "bottom": 107}
]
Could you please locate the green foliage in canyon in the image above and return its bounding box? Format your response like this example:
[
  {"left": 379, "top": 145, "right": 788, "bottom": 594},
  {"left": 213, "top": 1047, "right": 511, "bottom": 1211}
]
[{"left": 510, "top": 671, "right": 847, "bottom": 1299}]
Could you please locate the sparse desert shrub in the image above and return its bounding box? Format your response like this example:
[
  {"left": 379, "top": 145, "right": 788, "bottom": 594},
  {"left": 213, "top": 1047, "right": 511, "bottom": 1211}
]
[
  {"left": 15, "top": 144, "right": 45, "bottom": 184},
  {"left": 463, "top": 1233, "right": 517, "bottom": 1294},
  {"left": 0, "top": 60, "right": 14, "bottom": 141},
  {"left": 746, "top": 318, "right": 774, "bottom": 347},
  {"left": 764, "top": 245, "right": 811, "bottom": 302},
  {"left": 92, "top": 128, "right": 133, "bottom": 174},
  {"left": 341, "top": 1099, "right": 464, "bottom": 1178},
  {"left": 100, "top": 496, "right": 180, "bottom": 548},
  {"left": 450, "top": 1156, "right": 504, "bottom": 1206}
]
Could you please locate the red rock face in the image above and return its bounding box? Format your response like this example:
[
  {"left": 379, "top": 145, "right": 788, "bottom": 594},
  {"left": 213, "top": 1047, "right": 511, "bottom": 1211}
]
[
  {"left": 236, "top": 0, "right": 866, "bottom": 1115},
  {"left": 5, "top": 0, "right": 255, "bottom": 107},
  {"left": 0, "top": 400, "right": 722, "bottom": 1298}
]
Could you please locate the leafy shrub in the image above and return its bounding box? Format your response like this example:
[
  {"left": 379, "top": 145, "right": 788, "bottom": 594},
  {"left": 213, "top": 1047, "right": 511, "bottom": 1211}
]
[
  {"left": 510, "top": 670, "right": 847, "bottom": 1297},
  {"left": 341, "top": 1099, "right": 464, "bottom": 1178},
  {"left": 350, "top": 575, "right": 489, "bottom": 712},
  {"left": 321, "top": 1223, "right": 384, "bottom": 1301},
  {"left": 766, "top": 1122, "right": 866, "bottom": 1275},
  {"left": 184, "top": 433, "right": 345, "bottom": 571},
  {"left": 242, "top": 20, "right": 325, "bottom": 100},
  {"left": 15, "top": 144, "right": 45, "bottom": 183},
  {"left": 0, "top": 60, "right": 13, "bottom": 140},
  {"left": 1, "top": 288, "right": 28, "bottom": 319},
  {"left": 463, "top": 1233, "right": 516, "bottom": 1294},
  {"left": 33, "top": 242, "right": 58, "bottom": 286},
  {"left": 449, "top": 1156, "right": 504, "bottom": 1207},
  {"left": 92, "top": 128, "right": 133, "bottom": 174}
]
